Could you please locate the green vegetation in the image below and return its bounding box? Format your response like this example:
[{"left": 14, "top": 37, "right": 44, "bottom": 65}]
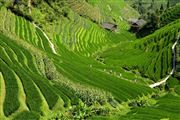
[
  {"left": 118, "top": 94, "right": 180, "bottom": 120},
  {"left": 0, "top": 59, "right": 20, "bottom": 116},
  {"left": 175, "top": 85, "right": 180, "bottom": 95},
  {"left": 0, "top": 0, "right": 180, "bottom": 119},
  {"left": 160, "top": 3, "right": 180, "bottom": 27},
  {"left": 97, "top": 19, "right": 180, "bottom": 81},
  {"left": 13, "top": 111, "right": 40, "bottom": 120}
]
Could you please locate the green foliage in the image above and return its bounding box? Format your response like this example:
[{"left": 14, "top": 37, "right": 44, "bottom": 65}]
[
  {"left": 118, "top": 94, "right": 180, "bottom": 120},
  {"left": 0, "top": 1, "right": 180, "bottom": 120},
  {"left": 99, "top": 19, "right": 180, "bottom": 81},
  {"left": 175, "top": 85, "right": 180, "bottom": 95},
  {"left": 0, "top": 59, "right": 20, "bottom": 116},
  {"left": 159, "top": 3, "right": 180, "bottom": 27},
  {"left": 69, "top": 103, "right": 111, "bottom": 119},
  {"left": 47, "top": 112, "right": 68, "bottom": 120},
  {"left": 70, "top": 104, "right": 92, "bottom": 119},
  {"left": 166, "top": 77, "right": 180, "bottom": 88},
  {"left": 0, "top": 34, "right": 43, "bottom": 114},
  {"left": 13, "top": 111, "right": 40, "bottom": 120}
]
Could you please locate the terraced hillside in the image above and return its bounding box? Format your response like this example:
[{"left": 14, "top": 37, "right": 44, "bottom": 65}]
[
  {"left": 87, "top": 0, "right": 140, "bottom": 29},
  {"left": 97, "top": 19, "right": 180, "bottom": 81},
  {"left": 93, "top": 93, "right": 180, "bottom": 120},
  {"left": 0, "top": 5, "right": 154, "bottom": 120},
  {"left": 125, "top": 0, "right": 168, "bottom": 15},
  {"left": 175, "top": 41, "right": 180, "bottom": 78},
  {"left": 159, "top": 3, "right": 180, "bottom": 27},
  {"left": 0, "top": 0, "right": 180, "bottom": 120}
]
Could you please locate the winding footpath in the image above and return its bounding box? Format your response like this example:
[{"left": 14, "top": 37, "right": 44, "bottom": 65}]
[
  {"left": 33, "top": 23, "right": 57, "bottom": 54},
  {"left": 149, "top": 33, "right": 180, "bottom": 88}
]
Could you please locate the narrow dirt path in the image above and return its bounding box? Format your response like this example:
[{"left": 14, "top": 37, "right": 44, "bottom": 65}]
[
  {"left": 33, "top": 23, "right": 57, "bottom": 54},
  {"left": 149, "top": 33, "right": 180, "bottom": 88}
]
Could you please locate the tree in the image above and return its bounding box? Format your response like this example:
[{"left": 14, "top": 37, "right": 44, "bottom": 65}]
[
  {"left": 167, "top": 0, "right": 170, "bottom": 8},
  {"left": 138, "top": 4, "right": 145, "bottom": 14},
  {"left": 13, "top": 0, "right": 20, "bottom": 6},
  {"left": 160, "top": 4, "right": 164, "bottom": 13},
  {"left": 150, "top": 0, "right": 155, "bottom": 9}
]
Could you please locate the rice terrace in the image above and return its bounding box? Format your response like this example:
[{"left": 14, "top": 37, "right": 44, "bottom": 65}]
[{"left": 0, "top": 0, "right": 180, "bottom": 120}]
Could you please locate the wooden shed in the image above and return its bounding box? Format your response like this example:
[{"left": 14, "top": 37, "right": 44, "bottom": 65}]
[
  {"left": 101, "top": 22, "right": 117, "bottom": 32},
  {"left": 129, "top": 19, "right": 147, "bottom": 29}
]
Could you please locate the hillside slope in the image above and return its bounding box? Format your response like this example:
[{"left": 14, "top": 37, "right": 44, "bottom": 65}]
[
  {"left": 0, "top": 4, "right": 153, "bottom": 120},
  {"left": 0, "top": 0, "right": 180, "bottom": 120}
]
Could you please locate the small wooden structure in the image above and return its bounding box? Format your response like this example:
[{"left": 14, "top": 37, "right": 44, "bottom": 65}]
[
  {"left": 129, "top": 19, "right": 147, "bottom": 29},
  {"left": 129, "top": 19, "right": 147, "bottom": 32},
  {"left": 101, "top": 22, "right": 117, "bottom": 32}
]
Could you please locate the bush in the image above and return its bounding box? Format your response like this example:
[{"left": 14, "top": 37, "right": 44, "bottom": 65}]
[{"left": 13, "top": 111, "right": 40, "bottom": 120}]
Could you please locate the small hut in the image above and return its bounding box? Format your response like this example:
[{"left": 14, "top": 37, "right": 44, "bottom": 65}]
[
  {"left": 129, "top": 19, "right": 147, "bottom": 29},
  {"left": 101, "top": 22, "right": 117, "bottom": 32}
]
